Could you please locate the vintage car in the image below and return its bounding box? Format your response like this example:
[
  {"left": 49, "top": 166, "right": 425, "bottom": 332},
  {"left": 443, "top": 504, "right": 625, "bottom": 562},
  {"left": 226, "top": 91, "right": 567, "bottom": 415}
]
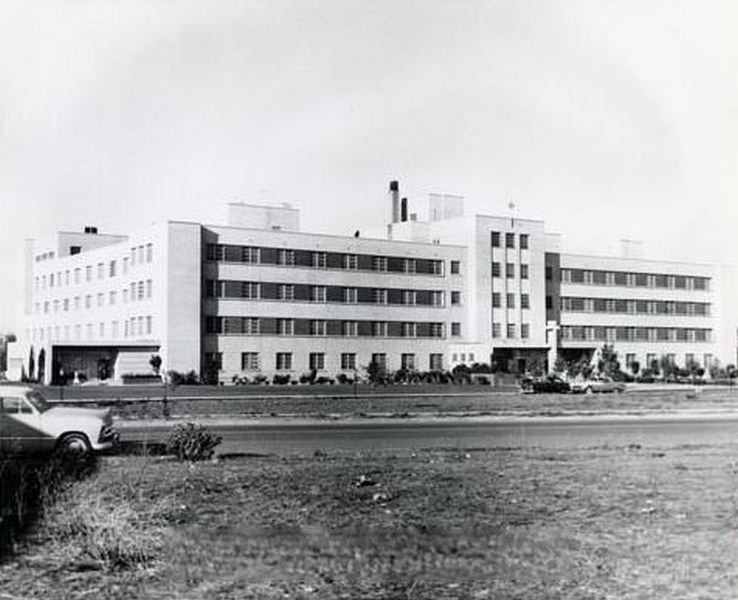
[
  {"left": 520, "top": 374, "right": 571, "bottom": 394},
  {"left": 0, "top": 385, "right": 118, "bottom": 455},
  {"left": 570, "top": 376, "right": 627, "bottom": 394}
]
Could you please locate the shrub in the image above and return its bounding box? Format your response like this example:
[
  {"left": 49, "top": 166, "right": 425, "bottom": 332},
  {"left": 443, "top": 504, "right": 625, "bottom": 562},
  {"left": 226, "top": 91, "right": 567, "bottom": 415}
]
[
  {"left": 272, "top": 373, "right": 292, "bottom": 385},
  {"left": 167, "top": 370, "right": 200, "bottom": 386},
  {"left": 166, "top": 422, "right": 222, "bottom": 462}
]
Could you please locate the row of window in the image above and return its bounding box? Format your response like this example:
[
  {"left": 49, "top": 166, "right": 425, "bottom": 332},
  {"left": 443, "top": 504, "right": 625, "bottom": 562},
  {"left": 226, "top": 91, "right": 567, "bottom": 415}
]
[
  {"left": 491, "top": 262, "right": 529, "bottom": 279},
  {"left": 635, "top": 353, "right": 714, "bottom": 369},
  {"left": 207, "top": 351, "right": 445, "bottom": 372},
  {"left": 30, "top": 315, "right": 154, "bottom": 342},
  {"left": 492, "top": 323, "right": 531, "bottom": 339},
  {"left": 559, "top": 297, "right": 710, "bottom": 316},
  {"left": 34, "top": 280, "right": 153, "bottom": 314},
  {"left": 205, "top": 280, "right": 460, "bottom": 306},
  {"left": 205, "top": 244, "right": 451, "bottom": 276},
  {"left": 560, "top": 326, "right": 712, "bottom": 343},
  {"left": 492, "top": 292, "right": 530, "bottom": 309},
  {"left": 34, "top": 245, "right": 153, "bottom": 292},
  {"left": 491, "top": 232, "right": 530, "bottom": 250},
  {"left": 558, "top": 268, "right": 710, "bottom": 291},
  {"left": 205, "top": 316, "right": 460, "bottom": 338}
]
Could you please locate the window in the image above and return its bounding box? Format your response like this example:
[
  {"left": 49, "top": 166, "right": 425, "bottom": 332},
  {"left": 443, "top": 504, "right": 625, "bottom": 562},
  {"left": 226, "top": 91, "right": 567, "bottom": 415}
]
[
  {"left": 403, "top": 290, "right": 416, "bottom": 305},
  {"left": 145, "top": 316, "right": 152, "bottom": 335},
  {"left": 85, "top": 295, "right": 91, "bottom": 309},
  {"left": 430, "top": 291, "right": 444, "bottom": 307},
  {"left": 345, "top": 254, "right": 358, "bottom": 270},
  {"left": 310, "top": 286, "right": 326, "bottom": 302},
  {"left": 521, "top": 293, "right": 530, "bottom": 309},
  {"left": 492, "top": 293, "right": 501, "bottom": 308},
  {"left": 450, "top": 260, "right": 460, "bottom": 274},
  {"left": 309, "top": 352, "right": 325, "bottom": 371},
  {"left": 521, "top": 324, "right": 530, "bottom": 339},
  {"left": 401, "top": 353, "right": 416, "bottom": 371},
  {"left": 507, "top": 323, "right": 516, "bottom": 338},
  {"left": 138, "top": 281, "right": 144, "bottom": 300},
  {"left": 371, "top": 321, "right": 387, "bottom": 337},
  {"left": 74, "top": 296, "right": 80, "bottom": 310},
  {"left": 520, "top": 234, "right": 529, "bottom": 250},
  {"left": 99, "top": 322, "right": 105, "bottom": 338},
  {"left": 404, "top": 258, "right": 416, "bottom": 274},
  {"left": 310, "top": 320, "right": 326, "bottom": 336},
  {"left": 429, "top": 353, "right": 443, "bottom": 371},
  {"left": 239, "top": 352, "right": 259, "bottom": 371},
  {"left": 401, "top": 322, "right": 416, "bottom": 337},
  {"left": 63, "top": 298, "right": 69, "bottom": 311},
  {"left": 491, "top": 262, "right": 501, "bottom": 278},
  {"left": 520, "top": 264, "right": 529, "bottom": 279},
  {"left": 313, "top": 252, "right": 326, "bottom": 268},
  {"left": 278, "top": 284, "right": 294, "bottom": 300},
  {"left": 505, "top": 233, "right": 515, "bottom": 248},
  {"left": 371, "top": 353, "right": 387, "bottom": 370},
  {"left": 491, "top": 231, "right": 500, "bottom": 247},
  {"left": 372, "top": 256, "right": 388, "bottom": 272},
  {"left": 451, "top": 322, "right": 461, "bottom": 337},
  {"left": 373, "top": 288, "right": 387, "bottom": 304},
  {"left": 345, "top": 288, "right": 357, "bottom": 303},
  {"left": 123, "top": 257, "right": 129, "bottom": 274},
  {"left": 277, "top": 319, "right": 293, "bottom": 335},
  {"left": 278, "top": 249, "right": 295, "bottom": 266},
  {"left": 342, "top": 321, "right": 357, "bottom": 336},
  {"left": 97, "top": 263, "right": 104, "bottom": 279},
  {"left": 85, "top": 265, "right": 92, "bottom": 281},
  {"left": 109, "top": 260, "right": 116, "bottom": 277},
  {"left": 429, "top": 323, "right": 444, "bottom": 338},
  {"left": 492, "top": 323, "right": 501, "bottom": 338},
  {"left": 451, "top": 291, "right": 461, "bottom": 305},
  {"left": 341, "top": 353, "right": 356, "bottom": 370},
  {"left": 146, "top": 243, "right": 153, "bottom": 262},
  {"left": 506, "top": 263, "right": 515, "bottom": 278},
  {"left": 74, "top": 268, "right": 81, "bottom": 284},
  {"left": 97, "top": 293, "right": 104, "bottom": 307},
  {"left": 506, "top": 293, "right": 515, "bottom": 308},
  {"left": 276, "top": 352, "right": 293, "bottom": 371}
]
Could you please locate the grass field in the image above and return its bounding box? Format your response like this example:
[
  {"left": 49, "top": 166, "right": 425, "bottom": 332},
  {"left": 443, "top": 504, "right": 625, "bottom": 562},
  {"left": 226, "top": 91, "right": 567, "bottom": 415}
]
[
  {"left": 3, "top": 435, "right": 738, "bottom": 598},
  {"left": 37, "top": 384, "right": 738, "bottom": 421}
]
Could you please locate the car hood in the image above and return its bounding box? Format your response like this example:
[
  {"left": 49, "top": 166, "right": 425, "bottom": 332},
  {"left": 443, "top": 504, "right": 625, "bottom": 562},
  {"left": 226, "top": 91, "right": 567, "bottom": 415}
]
[{"left": 44, "top": 406, "right": 110, "bottom": 420}]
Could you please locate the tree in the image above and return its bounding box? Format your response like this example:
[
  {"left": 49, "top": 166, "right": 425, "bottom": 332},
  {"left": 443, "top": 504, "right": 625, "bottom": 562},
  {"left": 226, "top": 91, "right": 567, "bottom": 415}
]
[
  {"left": 365, "top": 360, "right": 387, "bottom": 385},
  {"left": 630, "top": 361, "right": 640, "bottom": 376},
  {"left": 149, "top": 354, "right": 162, "bottom": 375},
  {"left": 28, "top": 347, "right": 35, "bottom": 382},
  {"left": 598, "top": 344, "right": 620, "bottom": 376}
]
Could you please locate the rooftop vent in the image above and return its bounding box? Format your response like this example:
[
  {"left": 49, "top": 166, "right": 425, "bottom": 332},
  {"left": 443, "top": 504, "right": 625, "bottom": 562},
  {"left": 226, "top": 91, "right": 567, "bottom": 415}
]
[{"left": 83, "top": 226, "right": 98, "bottom": 234}]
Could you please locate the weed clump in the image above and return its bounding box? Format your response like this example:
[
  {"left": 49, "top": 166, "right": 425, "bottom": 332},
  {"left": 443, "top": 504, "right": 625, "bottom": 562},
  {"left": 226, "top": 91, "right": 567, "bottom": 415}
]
[{"left": 166, "top": 422, "right": 223, "bottom": 462}]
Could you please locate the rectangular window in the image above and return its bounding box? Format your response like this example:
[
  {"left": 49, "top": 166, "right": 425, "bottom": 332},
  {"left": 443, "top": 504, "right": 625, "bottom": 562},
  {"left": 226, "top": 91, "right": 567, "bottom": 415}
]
[
  {"left": 371, "top": 353, "right": 387, "bottom": 370},
  {"left": 309, "top": 352, "right": 325, "bottom": 371},
  {"left": 521, "top": 323, "right": 530, "bottom": 339},
  {"left": 276, "top": 352, "right": 292, "bottom": 371},
  {"left": 505, "top": 233, "right": 515, "bottom": 248},
  {"left": 310, "top": 286, "right": 326, "bottom": 302},
  {"left": 506, "top": 293, "right": 515, "bottom": 308},
  {"left": 85, "top": 265, "right": 92, "bottom": 281},
  {"left": 146, "top": 316, "right": 152, "bottom": 335},
  {"left": 277, "top": 319, "right": 293, "bottom": 335},
  {"left": 429, "top": 353, "right": 443, "bottom": 371},
  {"left": 520, "top": 234, "right": 529, "bottom": 250},
  {"left": 520, "top": 264, "right": 529, "bottom": 279},
  {"left": 491, "top": 262, "right": 501, "bottom": 277},
  {"left": 241, "top": 352, "right": 259, "bottom": 370},
  {"left": 146, "top": 243, "right": 153, "bottom": 262},
  {"left": 521, "top": 293, "right": 530, "bottom": 309},
  {"left": 342, "top": 321, "right": 358, "bottom": 336},
  {"left": 492, "top": 292, "right": 501, "bottom": 308},
  {"left": 451, "top": 291, "right": 461, "bottom": 305},
  {"left": 491, "top": 231, "right": 500, "bottom": 247},
  {"left": 345, "top": 254, "right": 358, "bottom": 270},
  {"left": 450, "top": 260, "right": 460, "bottom": 274},
  {"left": 278, "top": 284, "right": 294, "bottom": 300},
  {"left": 430, "top": 291, "right": 444, "bottom": 307},
  {"left": 507, "top": 323, "right": 516, "bottom": 338},
  {"left": 341, "top": 353, "right": 356, "bottom": 370},
  {"left": 313, "top": 252, "right": 326, "bottom": 268},
  {"left": 97, "top": 293, "right": 104, "bottom": 307},
  {"left": 85, "top": 295, "right": 91, "bottom": 309},
  {"left": 401, "top": 322, "right": 416, "bottom": 337},
  {"left": 372, "top": 256, "right": 388, "bottom": 272},
  {"left": 506, "top": 263, "right": 515, "bottom": 278},
  {"left": 451, "top": 322, "right": 461, "bottom": 337},
  {"left": 492, "top": 323, "right": 501, "bottom": 338},
  {"left": 401, "top": 353, "right": 416, "bottom": 371},
  {"left": 310, "top": 320, "right": 326, "bottom": 336},
  {"left": 403, "top": 290, "right": 416, "bottom": 305},
  {"left": 138, "top": 280, "right": 145, "bottom": 300},
  {"left": 373, "top": 288, "right": 387, "bottom": 304},
  {"left": 345, "top": 288, "right": 357, "bottom": 303},
  {"left": 371, "top": 321, "right": 387, "bottom": 337},
  {"left": 404, "top": 258, "right": 416, "bottom": 274},
  {"left": 278, "top": 249, "right": 295, "bottom": 266},
  {"left": 97, "top": 263, "right": 104, "bottom": 279}
]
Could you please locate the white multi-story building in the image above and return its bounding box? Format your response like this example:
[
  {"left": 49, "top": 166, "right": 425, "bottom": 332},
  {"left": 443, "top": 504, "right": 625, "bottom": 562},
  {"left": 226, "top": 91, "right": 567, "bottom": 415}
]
[{"left": 7, "top": 182, "right": 737, "bottom": 383}]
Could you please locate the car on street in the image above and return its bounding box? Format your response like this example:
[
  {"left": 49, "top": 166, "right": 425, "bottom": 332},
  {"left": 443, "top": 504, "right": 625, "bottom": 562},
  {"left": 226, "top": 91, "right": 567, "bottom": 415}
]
[
  {"left": 0, "top": 385, "right": 118, "bottom": 455},
  {"left": 570, "top": 376, "right": 626, "bottom": 394},
  {"left": 520, "top": 374, "right": 571, "bottom": 394}
]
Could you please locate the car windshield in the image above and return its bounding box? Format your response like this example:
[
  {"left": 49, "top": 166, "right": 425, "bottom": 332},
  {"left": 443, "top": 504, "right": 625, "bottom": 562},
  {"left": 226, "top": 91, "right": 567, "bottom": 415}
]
[{"left": 25, "top": 390, "right": 51, "bottom": 413}]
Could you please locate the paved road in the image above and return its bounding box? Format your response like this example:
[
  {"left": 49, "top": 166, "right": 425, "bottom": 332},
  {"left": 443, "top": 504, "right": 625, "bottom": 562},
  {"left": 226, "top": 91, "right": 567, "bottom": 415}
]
[{"left": 121, "top": 416, "right": 738, "bottom": 456}]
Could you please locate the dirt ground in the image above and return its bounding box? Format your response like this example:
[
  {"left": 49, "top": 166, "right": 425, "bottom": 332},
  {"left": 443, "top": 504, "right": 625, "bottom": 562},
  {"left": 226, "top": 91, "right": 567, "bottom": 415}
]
[{"left": 3, "top": 435, "right": 738, "bottom": 599}]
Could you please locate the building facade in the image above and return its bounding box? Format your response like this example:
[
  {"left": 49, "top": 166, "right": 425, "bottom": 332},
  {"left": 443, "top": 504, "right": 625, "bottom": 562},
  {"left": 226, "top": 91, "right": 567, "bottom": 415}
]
[{"left": 8, "top": 183, "right": 737, "bottom": 384}]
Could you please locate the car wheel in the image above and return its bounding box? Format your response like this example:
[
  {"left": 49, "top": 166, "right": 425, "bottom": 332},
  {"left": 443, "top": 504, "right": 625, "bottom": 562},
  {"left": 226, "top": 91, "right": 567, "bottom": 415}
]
[{"left": 57, "top": 433, "right": 92, "bottom": 456}]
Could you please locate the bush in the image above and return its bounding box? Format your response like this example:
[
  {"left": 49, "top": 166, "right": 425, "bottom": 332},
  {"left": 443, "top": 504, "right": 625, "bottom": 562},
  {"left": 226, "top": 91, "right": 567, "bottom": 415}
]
[
  {"left": 167, "top": 370, "right": 200, "bottom": 386},
  {"left": 166, "top": 422, "right": 222, "bottom": 462},
  {"left": 272, "top": 373, "right": 292, "bottom": 385}
]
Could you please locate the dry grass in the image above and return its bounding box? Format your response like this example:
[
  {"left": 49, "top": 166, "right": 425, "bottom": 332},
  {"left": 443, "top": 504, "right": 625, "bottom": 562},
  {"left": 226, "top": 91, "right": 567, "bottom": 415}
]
[{"left": 3, "top": 439, "right": 738, "bottom": 598}]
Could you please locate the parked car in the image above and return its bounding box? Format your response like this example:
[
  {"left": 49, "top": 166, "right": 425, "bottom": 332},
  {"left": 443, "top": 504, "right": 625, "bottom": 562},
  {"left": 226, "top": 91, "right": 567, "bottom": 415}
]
[
  {"left": 0, "top": 385, "right": 118, "bottom": 455},
  {"left": 520, "top": 374, "right": 571, "bottom": 394},
  {"left": 570, "top": 376, "right": 626, "bottom": 394}
]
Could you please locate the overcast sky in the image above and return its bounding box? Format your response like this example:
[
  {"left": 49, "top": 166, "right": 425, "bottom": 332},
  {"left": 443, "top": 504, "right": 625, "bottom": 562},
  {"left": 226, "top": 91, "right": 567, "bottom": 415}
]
[{"left": 1, "top": 1, "right": 737, "bottom": 333}]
